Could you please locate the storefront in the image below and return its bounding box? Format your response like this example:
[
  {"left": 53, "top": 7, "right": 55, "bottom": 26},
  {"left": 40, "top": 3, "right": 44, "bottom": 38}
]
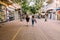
[
  {"left": 7, "top": 7, "right": 15, "bottom": 21},
  {"left": 56, "top": 8, "right": 60, "bottom": 20},
  {"left": 46, "top": 9, "right": 57, "bottom": 20},
  {"left": 0, "top": 2, "right": 21, "bottom": 22},
  {"left": 0, "top": 4, "right": 7, "bottom": 22},
  {"left": 7, "top": 4, "right": 20, "bottom": 20},
  {"left": 8, "top": 4, "right": 21, "bottom": 20}
]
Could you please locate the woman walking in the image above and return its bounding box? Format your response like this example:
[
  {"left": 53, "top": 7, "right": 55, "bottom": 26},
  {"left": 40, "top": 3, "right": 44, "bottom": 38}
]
[
  {"left": 45, "top": 13, "right": 48, "bottom": 21},
  {"left": 26, "top": 15, "right": 30, "bottom": 26}
]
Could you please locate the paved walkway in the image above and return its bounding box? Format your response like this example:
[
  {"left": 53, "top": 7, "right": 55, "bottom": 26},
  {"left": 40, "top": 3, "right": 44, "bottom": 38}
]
[{"left": 0, "top": 19, "right": 60, "bottom": 40}]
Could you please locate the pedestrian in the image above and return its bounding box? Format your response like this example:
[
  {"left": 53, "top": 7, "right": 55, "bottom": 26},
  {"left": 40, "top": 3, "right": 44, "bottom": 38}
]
[
  {"left": 32, "top": 15, "right": 37, "bottom": 26},
  {"left": 26, "top": 15, "right": 30, "bottom": 26},
  {"left": 45, "top": 13, "right": 48, "bottom": 21}
]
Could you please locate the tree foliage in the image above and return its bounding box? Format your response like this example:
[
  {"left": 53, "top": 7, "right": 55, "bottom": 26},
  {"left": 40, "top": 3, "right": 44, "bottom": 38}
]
[{"left": 12, "top": 0, "right": 44, "bottom": 14}]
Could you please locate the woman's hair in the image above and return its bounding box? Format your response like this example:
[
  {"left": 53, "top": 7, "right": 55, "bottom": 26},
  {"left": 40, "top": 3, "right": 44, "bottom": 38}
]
[{"left": 26, "top": 15, "right": 28, "bottom": 17}]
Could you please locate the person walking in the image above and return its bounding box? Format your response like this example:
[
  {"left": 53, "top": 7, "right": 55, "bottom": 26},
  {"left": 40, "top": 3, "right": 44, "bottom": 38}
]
[
  {"left": 31, "top": 15, "right": 37, "bottom": 26},
  {"left": 45, "top": 13, "right": 48, "bottom": 21},
  {"left": 26, "top": 15, "right": 30, "bottom": 26}
]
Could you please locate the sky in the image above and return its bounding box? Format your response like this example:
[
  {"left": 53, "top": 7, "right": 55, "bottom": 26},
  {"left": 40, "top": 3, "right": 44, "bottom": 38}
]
[{"left": 29, "top": 1, "right": 35, "bottom": 6}]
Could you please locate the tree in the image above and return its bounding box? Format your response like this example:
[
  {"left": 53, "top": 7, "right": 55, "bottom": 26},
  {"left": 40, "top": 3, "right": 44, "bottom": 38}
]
[
  {"left": 21, "top": 0, "right": 29, "bottom": 13},
  {"left": 12, "top": 0, "right": 45, "bottom": 14},
  {"left": 29, "top": 6, "right": 36, "bottom": 14},
  {"left": 28, "top": 0, "right": 44, "bottom": 14}
]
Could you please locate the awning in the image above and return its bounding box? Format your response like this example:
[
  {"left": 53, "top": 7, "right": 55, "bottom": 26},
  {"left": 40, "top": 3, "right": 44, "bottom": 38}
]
[
  {"left": 8, "top": 3, "right": 21, "bottom": 9},
  {"left": 56, "top": 8, "right": 60, "bottom": 11},
  {"left": 46, "top": 9, "right": 53, "bottom": 13},
  {"left": 12, "top": 3, "right": 21, "bottom": 9},
  {"left": 0, "top": 1, "right": 8, "bottom": 6},
  {"left": 0, "top": 0, "right": 12, "bottom": 6},
  {"left": 7, "top": 3, "right": 21, "bottom": 11}
]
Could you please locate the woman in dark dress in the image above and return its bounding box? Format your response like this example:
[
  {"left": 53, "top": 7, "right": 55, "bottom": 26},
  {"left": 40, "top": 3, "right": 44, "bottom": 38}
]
[{"left": 26, "top": 15, "right": 30, "bottom": 25}]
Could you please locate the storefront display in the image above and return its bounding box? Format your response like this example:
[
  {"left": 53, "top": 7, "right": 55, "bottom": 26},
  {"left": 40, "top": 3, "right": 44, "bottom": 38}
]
[
  {"left": 9, "top": 11, "right": 15, "bottom": 21},
  {"left": 0, "top": 4, "right": 7, "bottom": 22}
]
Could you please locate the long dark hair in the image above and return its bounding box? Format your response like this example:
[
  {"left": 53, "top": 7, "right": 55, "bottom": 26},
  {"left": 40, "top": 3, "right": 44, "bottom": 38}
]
[{"left": 26, "top": 15, "right": 29, "bottom": 18}]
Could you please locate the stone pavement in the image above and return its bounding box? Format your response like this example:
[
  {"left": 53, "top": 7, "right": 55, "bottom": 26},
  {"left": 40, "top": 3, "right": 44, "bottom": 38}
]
[{"left": 0, "top": 19, "right": 60, "bottom": 40}]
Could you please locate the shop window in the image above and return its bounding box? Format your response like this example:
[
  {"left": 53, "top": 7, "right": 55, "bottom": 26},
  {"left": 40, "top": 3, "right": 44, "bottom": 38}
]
[{"left": 0, "top": 4, "right": 6, "bottom": 22}]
